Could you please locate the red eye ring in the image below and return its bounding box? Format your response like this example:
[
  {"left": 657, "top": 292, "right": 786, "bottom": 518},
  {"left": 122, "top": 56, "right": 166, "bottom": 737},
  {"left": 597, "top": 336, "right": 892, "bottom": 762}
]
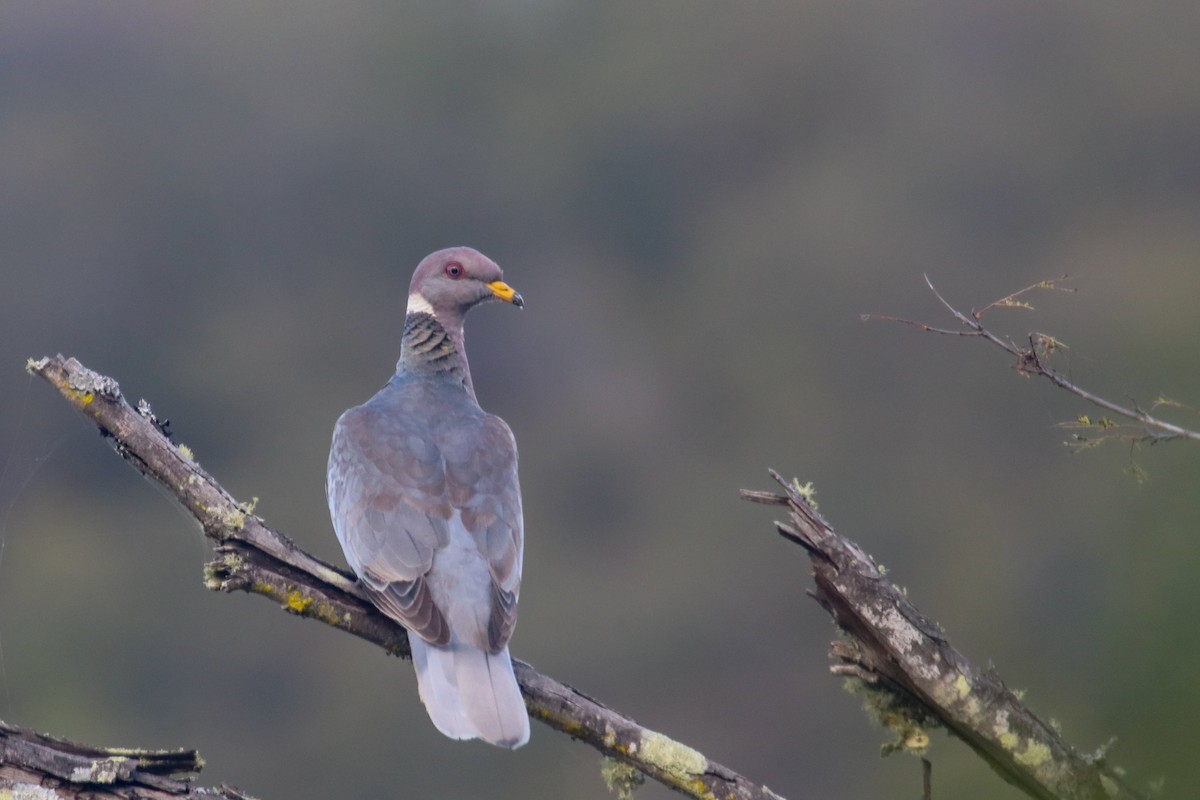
[{"left": 444, "top": 262, "right": 464, "bottom": 279}]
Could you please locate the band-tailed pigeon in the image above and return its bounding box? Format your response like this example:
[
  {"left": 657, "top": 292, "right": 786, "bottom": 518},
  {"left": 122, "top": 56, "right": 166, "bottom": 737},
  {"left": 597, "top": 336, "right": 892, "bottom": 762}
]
[{"left": 327, "top": 247, "right": 529, "bottom": 748}]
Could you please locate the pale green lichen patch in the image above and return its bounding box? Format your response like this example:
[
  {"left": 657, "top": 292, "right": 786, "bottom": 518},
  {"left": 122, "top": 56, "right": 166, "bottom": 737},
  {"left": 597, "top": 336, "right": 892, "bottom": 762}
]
[
  {"left": 846, "top": 676, "right": 940, "bottom": 758},
  {"left": 4, "top": 783, "right": 60, "bottom": 800},
  {"left": 862, "top": 606, "right": 929, "bottom": 674},
  {"left": 178, "top": 443, "right": 195, "bottom": 461},
  {"left": 790, "top": 478, "right": 819, "bottom": 509},
  {"left": 221, "top": 552, "right": 245, "bottom": 572},
  {"left": 309, "top": 600, "right": 343, "bottom": 626},
  {"left": 909, "top": 728, "right": 930, "bottom": 753},
  {"left": 1013, "top": 740, "right": 1051, "bottom": 767},
  {"left": 880, "top": 715, "right": 930, "bottom": 756},
  {"left": 220, "top": 505, "right": 246, "bottom": 531},
  {"left": 25, "top": 356, "right": 49, "bottom": 374},
  {"left": 954, "top": 674, "right": 971, "bottom": 699},
  {"left": 601, "top": 757, "right": 645, "bottom": 800},
  {"left": 602, "top": 722, "right": 618, "bottom": 749},
  {"left": 70, "top": 756, "right": 128, "bottom": 783},
  {"left": 639, "top": 730, "right": 707, "bottom": 777},
  {"left": 215, "top": 498, "right": 259, "bottom": 535},
  {"left": 203, "top": 552, "right": 245, "bottom": 590},
  {"left": 202, "top": 563, "right": 224, "bottom": 590}
]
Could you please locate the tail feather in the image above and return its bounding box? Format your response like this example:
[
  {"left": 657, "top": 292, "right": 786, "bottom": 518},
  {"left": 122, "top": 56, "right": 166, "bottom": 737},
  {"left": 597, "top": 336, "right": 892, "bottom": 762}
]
[{"left": 410, "top": 637, "right": 530, "bottom": 749}]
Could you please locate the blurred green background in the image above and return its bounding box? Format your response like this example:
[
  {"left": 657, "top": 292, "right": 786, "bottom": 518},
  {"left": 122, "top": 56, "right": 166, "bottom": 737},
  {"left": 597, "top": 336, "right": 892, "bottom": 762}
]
[{"left": 3, "top": 2, "right": 1199, "bottom": 798}]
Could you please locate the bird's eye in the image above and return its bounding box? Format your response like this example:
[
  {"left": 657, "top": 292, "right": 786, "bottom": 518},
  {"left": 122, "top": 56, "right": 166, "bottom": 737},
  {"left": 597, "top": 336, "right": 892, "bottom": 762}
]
[{"left": 445, "top": 262, "right": 464, "bottom": 279}]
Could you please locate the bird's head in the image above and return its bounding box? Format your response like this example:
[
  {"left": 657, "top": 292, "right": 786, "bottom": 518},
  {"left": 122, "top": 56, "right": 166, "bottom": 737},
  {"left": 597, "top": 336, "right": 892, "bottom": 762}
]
[{"left": 407, "top": 247, "right": 523, "bottom": 328}]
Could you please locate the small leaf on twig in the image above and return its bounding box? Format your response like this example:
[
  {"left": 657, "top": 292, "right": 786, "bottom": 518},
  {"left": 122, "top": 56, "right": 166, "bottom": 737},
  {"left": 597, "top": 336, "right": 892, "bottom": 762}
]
[{"left": 871, "top": 277, "right": 1200, "bottom": 450}]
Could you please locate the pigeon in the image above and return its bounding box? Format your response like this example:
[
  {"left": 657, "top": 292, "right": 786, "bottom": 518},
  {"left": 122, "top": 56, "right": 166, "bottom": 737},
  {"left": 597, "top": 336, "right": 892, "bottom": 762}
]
[{"left": 327, "top": 247, "right": 529, "bottom": 748}]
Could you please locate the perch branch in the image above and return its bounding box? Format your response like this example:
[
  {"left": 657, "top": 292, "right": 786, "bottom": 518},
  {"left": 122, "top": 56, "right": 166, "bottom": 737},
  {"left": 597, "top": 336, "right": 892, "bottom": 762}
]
[
  {"left": 863, "top": 276, "right": 1200, "bottom": 444},
  {"left": 0, "top": 719, "right": 253, "bottom": 799},
  {"left": 27, "top": 354, "right": 783, "bottom": 800},
  {"left": 741, "top": 473, "right": 1146, "bottom": 800}
]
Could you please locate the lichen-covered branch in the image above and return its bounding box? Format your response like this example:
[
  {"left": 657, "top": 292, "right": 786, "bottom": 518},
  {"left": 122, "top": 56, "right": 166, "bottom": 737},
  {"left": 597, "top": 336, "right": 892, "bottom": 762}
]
[
  {"left": 0, "top": 719, "right": 253, "bottom": 799},
  {"left": 741, "top": 473, "right": 1148, "bottom": 800},
  {"left": 28, "top": 354, "right": 784, "bottom": 800}
]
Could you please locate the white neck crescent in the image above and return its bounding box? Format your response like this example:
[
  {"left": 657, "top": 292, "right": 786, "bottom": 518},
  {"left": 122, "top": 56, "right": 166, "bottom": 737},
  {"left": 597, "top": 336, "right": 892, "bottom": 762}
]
[{"left": 406, "top": 292, "right": 434, "bottom": 316}]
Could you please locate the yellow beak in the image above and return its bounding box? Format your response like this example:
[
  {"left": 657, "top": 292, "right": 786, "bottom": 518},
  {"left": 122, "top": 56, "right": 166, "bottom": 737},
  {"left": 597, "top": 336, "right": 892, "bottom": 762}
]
[{"left": 487, "top": 280, "right": 525, "bottom": 308}]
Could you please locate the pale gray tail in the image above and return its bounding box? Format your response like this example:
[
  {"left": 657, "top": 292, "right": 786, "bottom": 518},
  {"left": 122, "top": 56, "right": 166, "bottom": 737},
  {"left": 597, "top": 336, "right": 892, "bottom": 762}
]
[{"left": 410, "top": 636, "right": 530, "bottom": 749}]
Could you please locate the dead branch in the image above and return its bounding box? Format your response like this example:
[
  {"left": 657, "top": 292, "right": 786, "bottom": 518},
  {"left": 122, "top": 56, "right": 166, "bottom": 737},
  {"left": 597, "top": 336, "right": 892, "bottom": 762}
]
[
  {"left": 741, "top": 473, "right": 1147, "bottom": 800},
  {"left": 863, "top": 276, "right": 1200, "bottom": 445},
  {"left": 0, "top": 719, "right": 254, "bottom": 799},
  {"left": 26, "top": 354, "right": 783, "bottom": 800}
]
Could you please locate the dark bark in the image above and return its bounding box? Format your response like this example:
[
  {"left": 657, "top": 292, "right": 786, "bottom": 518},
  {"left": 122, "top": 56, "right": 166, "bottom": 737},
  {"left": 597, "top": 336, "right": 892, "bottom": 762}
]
[{"left": 0, "top": 719, "right": 253, "bottom": 799}]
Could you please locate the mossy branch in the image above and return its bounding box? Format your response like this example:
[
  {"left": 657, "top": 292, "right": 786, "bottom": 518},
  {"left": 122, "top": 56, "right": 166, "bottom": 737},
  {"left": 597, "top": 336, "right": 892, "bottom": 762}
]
[
  {"left": 741, "top": 473, "right": 1147, "bottom": 800},
  {"left": 27, "top": 354, "right": 783, "bottom": 800}
]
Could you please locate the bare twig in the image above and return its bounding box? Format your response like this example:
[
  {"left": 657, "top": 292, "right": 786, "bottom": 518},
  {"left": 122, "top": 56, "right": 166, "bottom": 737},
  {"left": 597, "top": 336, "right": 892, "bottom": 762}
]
[
  {"left": 740, "top": 473, "right": 1148, "bottom": 800},
  {"left": 863, "top": 276, "right": 1200, "bottom": 444},
  {"left": 27, "top": 354, "right": 784, "bottom": 800}
]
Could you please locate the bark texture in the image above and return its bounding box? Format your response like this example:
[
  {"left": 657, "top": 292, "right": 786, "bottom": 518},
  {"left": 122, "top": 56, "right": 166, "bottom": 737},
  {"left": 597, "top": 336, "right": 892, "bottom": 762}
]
[
  {"left": 742, "top": 473, "right": 1146, "bottom": 800},
  {"left": 0, "top": 719, "right": 254, "bottom": 799}
]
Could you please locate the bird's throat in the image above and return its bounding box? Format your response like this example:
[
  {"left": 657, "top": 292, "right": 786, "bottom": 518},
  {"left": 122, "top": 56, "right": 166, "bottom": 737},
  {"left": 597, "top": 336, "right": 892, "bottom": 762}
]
[{"left": 398, "top": 312, "right": 471, "bottom": 385}]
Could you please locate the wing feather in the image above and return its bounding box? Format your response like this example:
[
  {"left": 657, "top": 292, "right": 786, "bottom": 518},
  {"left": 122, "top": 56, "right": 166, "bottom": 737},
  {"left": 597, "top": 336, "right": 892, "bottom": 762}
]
[
  {"left": 327, "top": 386, "right": 524, "bottom": 654},
  {"left": 467, "top": 415, "right": 523, "bottom": 652},
  {"left": 328, "top": 403, "right": 451, "bottom": 645}
]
